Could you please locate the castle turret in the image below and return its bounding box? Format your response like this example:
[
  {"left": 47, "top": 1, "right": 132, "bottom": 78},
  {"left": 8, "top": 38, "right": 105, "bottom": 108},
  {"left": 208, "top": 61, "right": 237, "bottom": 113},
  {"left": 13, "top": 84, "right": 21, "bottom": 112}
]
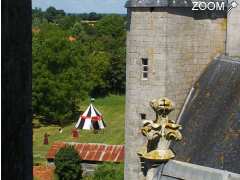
[
  {"left": 227, "top": 0, "right": 240, "bottom": 56},
  {"left": 125, "top": 0, "right": 227, "bottom": 179}
]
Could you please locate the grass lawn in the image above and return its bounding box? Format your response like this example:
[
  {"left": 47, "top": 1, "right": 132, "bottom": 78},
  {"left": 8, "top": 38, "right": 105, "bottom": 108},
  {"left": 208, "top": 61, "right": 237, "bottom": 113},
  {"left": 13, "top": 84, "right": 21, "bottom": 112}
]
[{"left": 33, "top": 95, "right": 125, "bottom": 165}]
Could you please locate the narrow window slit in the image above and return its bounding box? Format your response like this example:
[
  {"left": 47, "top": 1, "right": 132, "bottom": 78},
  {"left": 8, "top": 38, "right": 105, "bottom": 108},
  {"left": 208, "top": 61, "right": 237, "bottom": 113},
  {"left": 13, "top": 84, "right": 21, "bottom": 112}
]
[
  {"left": 140, "top": 113, "right": 146, "bottom": 120},
  {"left": 142, "top": 58, "right": 148, "bottom": 80}
]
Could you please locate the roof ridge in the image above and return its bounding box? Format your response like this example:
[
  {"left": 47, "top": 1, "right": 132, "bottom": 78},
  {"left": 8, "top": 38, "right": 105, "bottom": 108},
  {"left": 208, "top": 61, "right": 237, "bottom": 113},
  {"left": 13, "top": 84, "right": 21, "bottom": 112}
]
[
  {"left": 64, "top": 141, "right": 123, "bottom": 146},
  {"left": 125, "top": 0, "right": 228, "bottom": 8}
]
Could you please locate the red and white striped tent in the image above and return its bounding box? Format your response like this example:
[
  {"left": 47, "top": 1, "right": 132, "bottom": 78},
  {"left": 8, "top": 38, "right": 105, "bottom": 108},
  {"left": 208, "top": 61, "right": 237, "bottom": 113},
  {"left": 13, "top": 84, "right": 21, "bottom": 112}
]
[{"left": 75, "top": 104, "right": 106, "bottom": 130}]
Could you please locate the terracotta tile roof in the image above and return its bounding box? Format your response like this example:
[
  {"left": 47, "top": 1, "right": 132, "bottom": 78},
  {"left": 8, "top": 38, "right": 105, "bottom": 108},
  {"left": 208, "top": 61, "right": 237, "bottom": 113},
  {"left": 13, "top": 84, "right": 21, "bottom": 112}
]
[
  {"left": 46, "top": 141, "right": 65, "bottom": 159},
  {"left": 32, "top": 28, "right": 41, "bottom": 33},
  {"left": 68, "top": 36, "right": 77, "bottom": 42},
  {"left": 47, "top": 142, "right": 124, "bottom": 163},
  {"left": 33, "top": 166, "right": 54, "bottom": 180}
]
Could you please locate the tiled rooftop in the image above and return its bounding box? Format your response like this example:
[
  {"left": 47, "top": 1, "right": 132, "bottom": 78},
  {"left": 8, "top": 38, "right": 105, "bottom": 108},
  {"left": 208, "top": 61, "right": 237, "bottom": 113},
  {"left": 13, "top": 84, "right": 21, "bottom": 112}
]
[
  {"left": 47, "top": 142, "right": 124, "bottom": 163},
  {"left": 33, "top": 166, "right": 54, "bottom": 180}
]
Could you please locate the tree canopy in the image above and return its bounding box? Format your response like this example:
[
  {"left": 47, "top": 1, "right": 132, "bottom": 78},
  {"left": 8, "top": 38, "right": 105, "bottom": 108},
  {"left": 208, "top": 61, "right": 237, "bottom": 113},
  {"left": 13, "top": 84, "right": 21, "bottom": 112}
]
[
  {"left": 32, "top": 8, "right": 126, "bottom": 124},
  {"left": 55, "top": 146, "right": 83, "bottom": 180}
]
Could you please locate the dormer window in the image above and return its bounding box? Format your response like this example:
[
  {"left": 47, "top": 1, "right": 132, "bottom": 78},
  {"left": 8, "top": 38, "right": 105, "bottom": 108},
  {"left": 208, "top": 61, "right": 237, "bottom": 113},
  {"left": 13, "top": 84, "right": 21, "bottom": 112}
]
[{"left": 142, "top": 58, "right": 148, "bottom": 80}]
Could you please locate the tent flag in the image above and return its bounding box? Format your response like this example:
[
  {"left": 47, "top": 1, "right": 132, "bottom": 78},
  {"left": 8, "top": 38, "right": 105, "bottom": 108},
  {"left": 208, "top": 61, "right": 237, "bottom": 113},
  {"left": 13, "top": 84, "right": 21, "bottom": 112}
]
[{"left": 75, "top": 104, "right": 106, "bottom": 130}]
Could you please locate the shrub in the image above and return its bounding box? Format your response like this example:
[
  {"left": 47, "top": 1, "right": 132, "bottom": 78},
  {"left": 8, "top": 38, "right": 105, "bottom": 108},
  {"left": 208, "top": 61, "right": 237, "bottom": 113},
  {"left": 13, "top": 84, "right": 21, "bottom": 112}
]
[
  {"left": 92, "top": 163, "right": 124, "bottom": 180},
  {"left": 55, "top": 145, "right": 82, "bottom": 180}
]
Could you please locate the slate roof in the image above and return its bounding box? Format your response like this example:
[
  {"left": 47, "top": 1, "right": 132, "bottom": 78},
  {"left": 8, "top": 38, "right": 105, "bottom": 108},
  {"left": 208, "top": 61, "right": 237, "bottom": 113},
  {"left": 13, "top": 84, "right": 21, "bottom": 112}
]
[
  {"left": 47, "top": 142, "right": 124, "bottom": 163},
  {"left": 154, "top": 160, "right": 240, "bottom": 180},
  {"left": 171, "top": 56, "right": 240, "bottom": 174},
  {"left": 125, "top": 0, "right": 227, "bottom": 8}
]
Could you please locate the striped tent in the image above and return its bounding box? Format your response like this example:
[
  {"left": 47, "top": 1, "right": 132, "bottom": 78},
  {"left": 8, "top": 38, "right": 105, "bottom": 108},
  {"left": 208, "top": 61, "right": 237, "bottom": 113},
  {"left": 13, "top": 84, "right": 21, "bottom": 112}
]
[{"left": 75, "top": 104, "right": 106, "bottom": 130}]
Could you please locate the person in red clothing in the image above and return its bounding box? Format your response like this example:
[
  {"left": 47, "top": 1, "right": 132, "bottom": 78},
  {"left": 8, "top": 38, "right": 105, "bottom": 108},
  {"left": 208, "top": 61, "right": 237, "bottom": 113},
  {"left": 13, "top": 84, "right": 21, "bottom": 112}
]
[
  {"left": 43, "top": 133, "right": 49, "bottom": 145},
  {"left": 72, "top": 128, "right": 79, "bottom": 138}
]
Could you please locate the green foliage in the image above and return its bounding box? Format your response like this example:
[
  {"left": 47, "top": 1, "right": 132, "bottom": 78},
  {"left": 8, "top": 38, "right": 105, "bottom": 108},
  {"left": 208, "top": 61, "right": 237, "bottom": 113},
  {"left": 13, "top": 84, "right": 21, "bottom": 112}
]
[
  {"left": 32, "top": 8, "right": 46, "bottom": 26},
  {"left": 33, "top": 95, "right": 124, "bottom": 165},
  {"left": 45, "top": 6, "right": 65, "bottom": 23},
  {"left": 57, "top": 16, "right": 80, "bottom": 30},
  {"left": 70, "top": 22, "right": 86, "bottom": 38},
  {"left": 55, "top": 146, "right": 83, "bottom": 180},
  {"left": 91, "top": 163, "right": 124, "bottom": 180},
  {"left": 32, "top": 7, "right": 126, "bottom": 123},
  {"left": 95, "top": 15, "right": 126, "bottom": 94},
  {"left": 33, "top": 24, "right": 85, "bottom": 123},
  {"left": 78, "top": 12, "right": 103, "bottom": 21}
]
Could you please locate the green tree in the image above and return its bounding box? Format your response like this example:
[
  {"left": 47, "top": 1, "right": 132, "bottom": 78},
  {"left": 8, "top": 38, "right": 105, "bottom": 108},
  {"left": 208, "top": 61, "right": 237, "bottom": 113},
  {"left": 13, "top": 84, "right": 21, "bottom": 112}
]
[
  {"left": 95, "top": 15, "right": 126, "bottom": 94},
  {"left": 92, "top": 163, "right": 124, "bottom": 180},
  {"left": 55, "top": 146, "right": 82, "bottom": 180},
  {"left": 95, "top": 15, "right": 125, "bottom": 39},
  {"left": 57, "top": 16, "right": 79, "bottom": 30},
  {"left": 106, "top": 47, "right": 126, "bottom": 94},
  {"left": 70, "top": 22, "right": 87, "bottom": 41},
  {"left": 32, "top": 23, "right": 89, "bottom": 123},
  {"left": 32, "top": 8, "right": 45, "bottom": 26},
  {"left": 86, "top": 51, "right": 111, "bottom": 96},
  {"left": 32, "top": 10, "right": 127, "bottom": 123},
  {"left": 45, "top": 6, "right": 65, "bottom": 23},
  {"left": 88, "top": 12, "right": 100, "bottom": 21}
]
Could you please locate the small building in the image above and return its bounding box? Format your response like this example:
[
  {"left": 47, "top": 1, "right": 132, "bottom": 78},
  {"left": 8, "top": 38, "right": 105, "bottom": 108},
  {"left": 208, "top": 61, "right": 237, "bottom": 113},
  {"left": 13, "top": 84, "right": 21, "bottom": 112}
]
[
  {"left": 47, "top": 142, "right": 124, "bottom": 175},
  {"left": 81, "top": 20, "right": 97, "bottom": 27}
]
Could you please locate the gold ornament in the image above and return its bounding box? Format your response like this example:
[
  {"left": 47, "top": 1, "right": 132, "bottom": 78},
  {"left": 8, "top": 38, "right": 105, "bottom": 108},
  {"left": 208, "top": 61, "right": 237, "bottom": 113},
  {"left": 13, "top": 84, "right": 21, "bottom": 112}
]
[{"left": 138, "top": 98, "right": 182, "bottom": 161}]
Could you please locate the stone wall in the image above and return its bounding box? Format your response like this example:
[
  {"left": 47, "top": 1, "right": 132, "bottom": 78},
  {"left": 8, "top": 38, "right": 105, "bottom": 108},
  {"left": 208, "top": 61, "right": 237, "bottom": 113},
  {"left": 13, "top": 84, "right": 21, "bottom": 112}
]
[
  {"left": 81, "top": 163, "right": 98, "bottom": 176},
  {"left": 125, "top": 8, "right": 226, "bottom": 180},
  {"left": 227, "top": 0, "right": 240, "bottom": 57}
]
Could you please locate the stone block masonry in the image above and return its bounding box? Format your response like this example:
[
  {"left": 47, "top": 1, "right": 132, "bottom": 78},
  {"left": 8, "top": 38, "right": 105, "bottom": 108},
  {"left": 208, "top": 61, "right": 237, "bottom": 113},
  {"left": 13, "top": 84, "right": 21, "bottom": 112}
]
[
  {"left": 227, "top": 0, "right": 240, "bottom": 57},
  {"left": 125, "top": 7, "right": 226, "bottom": 180}
]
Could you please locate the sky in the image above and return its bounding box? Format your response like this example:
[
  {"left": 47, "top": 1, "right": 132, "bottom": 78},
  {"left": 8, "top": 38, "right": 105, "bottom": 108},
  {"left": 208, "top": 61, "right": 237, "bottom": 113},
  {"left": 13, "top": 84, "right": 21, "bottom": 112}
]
[{"left": 32, "top": 0, "right": 127, "bottom": 14}]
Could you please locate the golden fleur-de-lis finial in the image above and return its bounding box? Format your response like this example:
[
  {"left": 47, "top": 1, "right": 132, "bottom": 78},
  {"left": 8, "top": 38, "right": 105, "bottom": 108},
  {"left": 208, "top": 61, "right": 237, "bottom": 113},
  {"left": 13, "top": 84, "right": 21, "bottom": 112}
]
[{"left": 138, "top": 97, "right": 182, "bottom": 161}]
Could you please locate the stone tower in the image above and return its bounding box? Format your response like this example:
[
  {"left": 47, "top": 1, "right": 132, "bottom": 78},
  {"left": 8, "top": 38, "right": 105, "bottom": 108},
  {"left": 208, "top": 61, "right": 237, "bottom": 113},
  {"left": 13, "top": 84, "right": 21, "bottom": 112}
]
[{"left": 124, "top": 0, "right": 240, "bottom": 179}]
